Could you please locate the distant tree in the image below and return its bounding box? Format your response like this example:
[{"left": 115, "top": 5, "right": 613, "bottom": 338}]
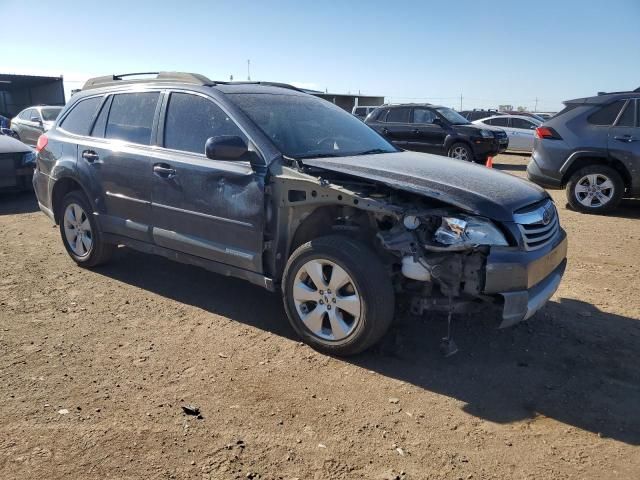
[{"left": 516, "top": 106, "right": 528, "bottom": 112}]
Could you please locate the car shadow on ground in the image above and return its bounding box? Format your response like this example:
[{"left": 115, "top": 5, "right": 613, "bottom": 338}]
[
  {"left": 561, "top": 199, "right": 640, "bottom": 220},
  {"left": 94, "top": 247, "right": 640, "bottom": 446},
  {"left": 0, "top": 191, "right": 39, "bottom": 216},
  {"left": 493, "top": 163, "right": 527, "bottom": 172}
]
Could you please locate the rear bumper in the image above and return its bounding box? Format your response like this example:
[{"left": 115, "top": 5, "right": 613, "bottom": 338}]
[
  {"left": 484, "top": 229, "right": 568, "bottom": 327},
  {"left": 527, "top": 156, "right": 563, "bottom": 189}
]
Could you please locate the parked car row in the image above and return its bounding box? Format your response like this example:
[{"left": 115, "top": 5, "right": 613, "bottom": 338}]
[{"left": 29, "top": 71, "right": 568, "bottom": 356}]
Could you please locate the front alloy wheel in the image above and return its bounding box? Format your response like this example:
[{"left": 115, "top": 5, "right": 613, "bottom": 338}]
[
  {"left": 282, "top": 235, "right": 395, "bottom": 356},
  {"left": 292, "top": 259, "right": 361, "bottom": 341},
  {"left": 448, "top": 143, "right": 472, "bottom": 162}
]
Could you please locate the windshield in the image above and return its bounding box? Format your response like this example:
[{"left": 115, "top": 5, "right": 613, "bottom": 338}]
[
  {"left": 41, "top": 107, "right": 62, "bottom": 121},
  {"left": 435, "top": 107, "right": 470, "bottom": 125},
  {"left": 228, "top": 93, "right": 398, "bottom": 158}
]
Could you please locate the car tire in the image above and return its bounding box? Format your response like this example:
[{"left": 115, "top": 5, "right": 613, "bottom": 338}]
[
  {"left": 58, "top": 191, "right": 114, "bottom": 267},
  {"left": 566, "top": 165, "right": 624, "bottom": 214},
  {"left": 447, "top": 142, "right": 473, "bottom": 162},
  {"left": 282, "top": 235, "right": 395, "bottom": 356}
]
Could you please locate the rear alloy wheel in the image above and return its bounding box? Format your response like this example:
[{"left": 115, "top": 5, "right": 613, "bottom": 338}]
[
  {"left": 448, "top": 142, "right": 473, "bottom": 162},
  {"left": 282, "top": 235, "right": 395, "bottom": 356},
  {"left": 566, "top": 165, "right": 624, "bottom": 214}
]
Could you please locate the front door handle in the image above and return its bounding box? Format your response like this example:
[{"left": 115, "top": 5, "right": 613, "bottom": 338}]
[
  {"left": 614, "top": 135, "right": 638, "bottom": 143},
  {"left": 82, "top": 150, "right": 99, "bottom": 163},
  {"left": 153, "top": 163, "right": 176, "bottom": 178},
  {"left": 411, "top": 128, "right": 420, "bottom": 134}
]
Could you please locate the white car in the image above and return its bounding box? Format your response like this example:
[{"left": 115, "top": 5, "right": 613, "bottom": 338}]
[{"left": 473, "top": 115, "right": 542, "bottom": 152}]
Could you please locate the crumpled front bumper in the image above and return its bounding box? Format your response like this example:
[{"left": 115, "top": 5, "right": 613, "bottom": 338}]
[{"left": 484, "top": 229, "right": 568, "bottom": 328}]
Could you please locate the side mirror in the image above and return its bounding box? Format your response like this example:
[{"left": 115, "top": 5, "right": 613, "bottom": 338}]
[
  {"left": 205, "top": 135, "right": 249, "bottom": 161},
  {"left": 432, "top": 117, "right": 444, "bottom": 127},
  {"left": 31, "top": 116, "right": 42, "bottom": 126}
]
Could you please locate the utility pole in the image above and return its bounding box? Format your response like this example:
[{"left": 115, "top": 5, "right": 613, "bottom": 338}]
[
  {"left": 460, "top": 93, "right": 463, "bottom": 111},
  {"left": 247, "top": 60, "right": 251, "bottom": 81},
  {"left": 534, "top": 97, "right": 538, "bottom": 112}
]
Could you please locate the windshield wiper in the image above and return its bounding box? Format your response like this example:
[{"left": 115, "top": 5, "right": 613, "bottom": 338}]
[
  {"left": 293, "top": 153, "right": 341, "bottom": 160},
  {"left": 353, "top": 148, "right": 391, "bottom": 156}
]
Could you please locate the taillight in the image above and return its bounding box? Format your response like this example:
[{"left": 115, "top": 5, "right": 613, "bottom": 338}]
[
  {"left": 36, "top": 134, "right": 48, "bottom": 152},
  {"left": 535, "top": 126, "right": 562, "bottom": 140}
]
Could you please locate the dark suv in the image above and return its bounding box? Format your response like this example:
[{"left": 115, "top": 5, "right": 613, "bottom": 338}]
[
  {"left": 33, "top": 72, "right": 567, "bottom": 356},
  {"left": 527, "top": 89, "right": 640, "bottom": 213},
  {"left": 365, "top": 104, "right": 508, "bottom": 163}
]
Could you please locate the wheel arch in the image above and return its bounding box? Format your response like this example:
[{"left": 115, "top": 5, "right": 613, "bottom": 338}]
[
  {"left": 288, "top": 205, "right": 379, "bottom": 257},
  {"left": 51, "top": 176, "right": 93, "bottom": 224},
  {"left": 561, "top": 154, "right": 632, "bottom": 188}
]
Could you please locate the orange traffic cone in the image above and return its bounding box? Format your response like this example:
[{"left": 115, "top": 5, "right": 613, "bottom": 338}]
[{"left": 485, "top": 156, "right": 493, "bottom": 168}]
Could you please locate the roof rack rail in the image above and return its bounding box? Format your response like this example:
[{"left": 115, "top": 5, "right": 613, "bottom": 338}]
[
  {"left": 224, "top": 81, "right": 303, "bottom": 92},
  {"left": 82, "top": 71, "right": 215, "bottom": 90}
]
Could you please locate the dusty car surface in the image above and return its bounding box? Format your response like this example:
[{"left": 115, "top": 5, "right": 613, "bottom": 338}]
[
  {"left": 0, "top": 135, "right": 36, "bottom": 192},
  {"left": 32, "top": 72, "right": 568, "bottom": 355}
]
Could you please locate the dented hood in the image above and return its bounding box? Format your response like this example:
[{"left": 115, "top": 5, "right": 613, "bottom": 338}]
[{"left": 304, "top": 151, "right": 548, "bottom": 221}]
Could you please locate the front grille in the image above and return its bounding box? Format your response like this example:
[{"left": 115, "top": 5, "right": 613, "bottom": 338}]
[{"left": 514, "top": 200, "right": 560, "bottom": 251}]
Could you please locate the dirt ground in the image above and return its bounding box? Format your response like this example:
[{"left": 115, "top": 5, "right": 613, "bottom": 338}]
[{"left": 1, "top": 153, "right": 639, "bottom": 480}]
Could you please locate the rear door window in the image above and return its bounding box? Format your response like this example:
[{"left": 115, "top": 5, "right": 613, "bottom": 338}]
[
  {"left": 386, "top": 107, "right": 411, "bottom": 123},
  {"left": 163, "top": 92, "right": 245, "bottom": 154},
  {"left": 105, "top": 92, "right": 160, "bottom": 145},
  {"left": 59, "top": 97, "right": 103, "bottom": 136},
  {"left": 487, "top": 117, "right": 509, "bottom": 127},
  {"left": 615, "top": 100, "right": 635, "bottom": 127},
  {"left": 588, "top": 100, "right": 625, "bottom": 126},
  {"left": 511, "top": 118, "right": 536, "bottom": 130}
]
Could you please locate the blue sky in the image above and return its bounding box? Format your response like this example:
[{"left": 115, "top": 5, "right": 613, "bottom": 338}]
[{"left": 3, "top": 0, "right": 639, "bottom": 111}]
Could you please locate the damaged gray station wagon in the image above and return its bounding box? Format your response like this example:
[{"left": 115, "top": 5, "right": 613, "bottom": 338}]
[{"left": 33, "top": 72, "right": 568, "bottom": 356}]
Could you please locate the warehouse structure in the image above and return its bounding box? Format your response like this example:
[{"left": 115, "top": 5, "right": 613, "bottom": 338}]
[
  {"left": 303, "top": 89, "right": 385, "bottom": 112},
  {"left": 0, "top": 73, "right": 66, "bottom": 117}
]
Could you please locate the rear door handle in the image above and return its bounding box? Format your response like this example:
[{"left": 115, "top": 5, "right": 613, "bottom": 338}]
[
  {"left": 153, "top": 163, "right": 176, "bottom": 178},
  {"left": 411, "top": 129, "right": 420, "bottom": 134},
  {"left": 381, "top": 127, "right": 389, "bottom": 135},
  {"left": 82, "top": 150, "right": 99, "bottom": 163},
  {"left": 614, "top": 135, "right": 638, "bottom": 143}
]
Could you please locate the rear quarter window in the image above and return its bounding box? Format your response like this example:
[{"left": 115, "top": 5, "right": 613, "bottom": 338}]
[
  {"left": 587, "top": 100, "right": 625, "bottom": 126},
  {"left": 59, "top": 97, "right": 103, "bottom": 135}
]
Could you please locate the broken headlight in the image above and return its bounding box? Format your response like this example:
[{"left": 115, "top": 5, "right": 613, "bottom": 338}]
[{"left": 434, "top": 216, "right": 508, "bottom": 247}]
